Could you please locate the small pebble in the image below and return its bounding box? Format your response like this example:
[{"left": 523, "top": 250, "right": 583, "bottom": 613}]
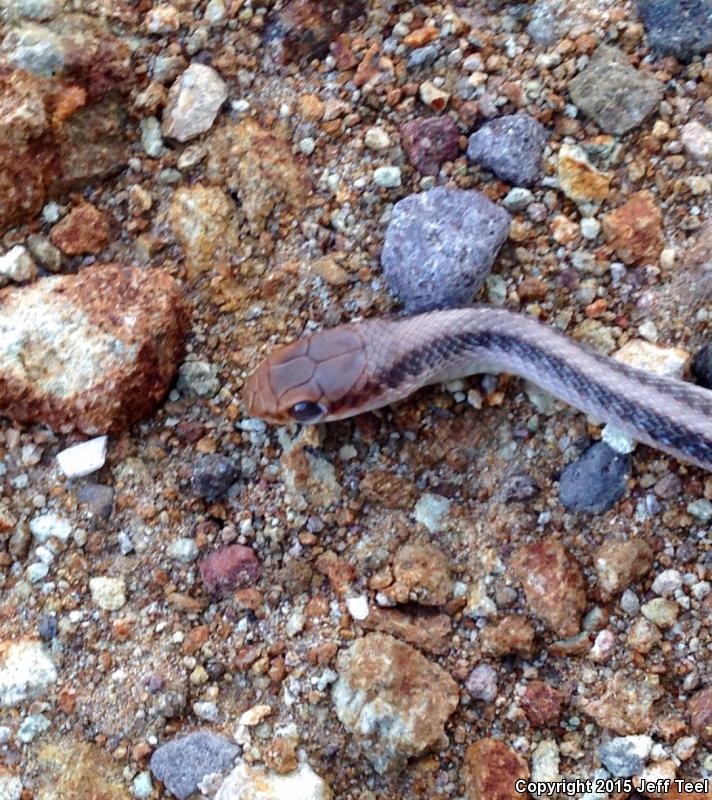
[
  {"left": 191, "top": 454, "right": 238, "bottom": 502},
  {"left": 373, "top": 166, "right": 402, "bottom": 188},
  {"left": 692, "top": 343, "right": 712, "bottom": 389},
  {"left": 167, "top": 538, "right": 199, "bottom": 563},
  {"left": 89, "top": 577, "right": 127, "bottom": 611},
  {"left": 413, "top": 492, "right": 451, "bottom": 533},
  {"left": 364, "top": 127, "right": 391, "bottom": 150},
  {"left": 465, "top": 663, "right": 498, "bottom": 702},
  {"left": 559, "top": 442, "right": 630, "bottom": 514},
  {"left": 598, "top": 735, "right": 652, "bottom": 777},
  {"left": 0, "top": 245, "right": 37, "bottom": 285},
  {"left": 56, "top": 436, "right": 107, "bottom": 479}
]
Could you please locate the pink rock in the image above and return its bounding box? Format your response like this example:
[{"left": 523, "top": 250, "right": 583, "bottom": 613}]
[
  {"left": 199, "top": 545, "right": 260, "bottom": 596},
  {"left": 400, "top": 116, "right": 460, "bottom": 175}
]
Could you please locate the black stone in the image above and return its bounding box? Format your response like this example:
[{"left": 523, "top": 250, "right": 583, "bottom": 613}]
[
  {"left": 692, "top": 342, "right": 712, "bottom": 389},
  {"left": 559, "top": 442, "right": 631, "bottom": 514},
  {"left": 191, "top": 454, "right": 239, "bottom": 502},
  {"left": 637, "top": 0, "right": 712, "bottom": 60}
]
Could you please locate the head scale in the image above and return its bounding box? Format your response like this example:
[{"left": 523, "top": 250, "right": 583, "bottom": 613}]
[{"left": 244, "top": 327, "right": 368, "bottom": 425}]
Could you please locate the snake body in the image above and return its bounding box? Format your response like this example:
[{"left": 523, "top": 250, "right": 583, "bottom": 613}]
[{"left": 245, "top": 306, "right": 712, "bottom": 472}]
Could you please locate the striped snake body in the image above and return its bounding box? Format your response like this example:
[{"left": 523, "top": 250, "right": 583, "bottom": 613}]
[{"left": 245, "top": 306, "right": 712, "bottom": 472}]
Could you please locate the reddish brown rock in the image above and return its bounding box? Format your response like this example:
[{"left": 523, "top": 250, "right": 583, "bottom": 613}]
[
  {"left": 0, "top": 70, "right": 58, "bottom": 233},
  {"left": 332, "top": 632, "right": 459, "bottom": 773},
  {"left": 199, "top": 545, "right": 260, "bottom": 597},
  {"left": 521, "top": 681, "right": 564, "bottom": 727},
  {"left": 582, "top": 672, "right": 663, "bottom": 734},
  {"left": 463, "top": 738, "right": 529, "bottom": 800},
  {"left": 382, "top": 543, "right": 453, "bottom": 606},
  {"left": 359, "top": 606, "right": 452, "bottom": 655},
  {"left": 264, "top": 0, "right": 366, "bottom": 64},
  {"left": 511, "top": 538, "right": 588, "bottom": 637},
  {"left": 50, "top": 202, "right": 109, "bottom": 255},
  {"left": 0, "top": 265, "right": 188, "bottom": 434},
  {"left": 594, "top": 538, "right": 653, "bottom": 599},
  {"left": 480, "top": 615, "right": 536, "bottom": 658},
  {"left": 400, "top": 115, "right": 461, "bottom": 175},
  {"left": 689, "top": 687, "right": 712, "bottom": 745},
  {"left": 314, "top": 550, "right": 356, "bottom": 596},
  {"left": 602, "top": 190, "right": 664, "bottom": 265},
  {"left": 207, "top": 119, "right": 308, "bottom": 235}
]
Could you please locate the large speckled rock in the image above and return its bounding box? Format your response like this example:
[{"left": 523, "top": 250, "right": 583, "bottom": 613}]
[
  {"left": 150, "top": 732, "right": 239, "bottom": 800},
  {"left": 0, "top": 637, "right": 57, "bottom": 707},
  {"left": 0, "top": 265, "right": 188, "bottom": 434},
  {"left": 467, "top": 113, "right": 549, "bottom": 186},
  {"left": 214, "top": 762, "right": 332, "bottom": 800},
  {"left": 381, "top": 187, "right": 511, "bottom": 313},
  {"left": 569, "top": 45, "right": 664, "bottom": 135},
  {"left": 636, "top": 0, "right": 712, "bottom": 60},
  {"left": 332, "top": 632, "right": 459, "bottom": 773}
]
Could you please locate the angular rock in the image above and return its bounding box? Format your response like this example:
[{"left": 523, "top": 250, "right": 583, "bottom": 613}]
[
  {"left": 688, "top": 687, "right": 712, "bottom": 745},
  {"left": 641, "top": 597, "right": 680, "bottom": 628},
  {"left": 207, "top": 119, "right": 307, "bottom": 235},
  {"left": 521, "top": 681, "right": 564, "bottom": 727},
  {"left": 559, "top": 442, "right": 631, "bottom": 514},
  {"left": 400, "top": 115, "right": 460, "bottom": 175},
  {"left": 191, "top": 453, "right": 238, "bottom": 502},
  {"left": 467, "top": 113, "right": 548, "bottom": 186},
  {"left": 627, "top": 618, "right": 662, "bottom": 654},
  {"left": 57, "top": 435, "right": 107, "bottom": 479},
  {"left": 76, "top": 483, "right": 114, "bottom": 520},
  {"left": 615, "top": 339, "right": 689, "bottom": 379},
  {"left": 0, "top": 265, "right": 188, "bottom": 434},
  {"left": 0, "top": 637, "right": 57, "bottom": 707},
  {"left": 150, "top": 732, "right": 239, "bottom": 800},
  {"left": 569, "top": 45, "right": 664, "bottom": 136},
  {"left": 381, "top": 187, "right": 511, "bottom": 313},
  {"left": 359, "top": 606, "right": 453, "bottom": 655},
  {"left": 636, "top": 0, "right": 712, "bottom": 60},
  {"left": 598, "top": 735, "right": 652, "bottom": 778},
  {"left": 480, "top": 615, "right": 536, "bottom": 658},
  {"left": 50, "top": 202, "right": 109, "bottom": 255},
  {"left": 199, "top": 544, "right": 260, "bottom": 597},
  {"left": 463, "top": 738, "right": 529, "bottom": 800},
  {"left": 332, "top": 632, "right": 459, "bottom": 773},
  {"left": 215, "top": 762, "right": 332, "bottom": 800},
  {"left": 557, "top": 143, "right": 612, "bottom": 204},
  {"left": 162, "top": 64, "right": 227, "bottom": 143},
  {"left": 602, "top": 190, "right": 664, "bottom": 265},
  {"left": 168, "top": 184, "right": 241, "bottom": 276},
  {"left": 681, "top": 120, "right": 712, "bottom": 163},
  {"left": 511, "top": 538, "right": 588, "bottom": 638},
  {"left": 594, "top": 538, "right": 653, "bottom": 599},
  {"left": 264, "top": 0, "right": 366, "bottom": 64},
  {"left": 382, "top": 543, "right": 453, "bottom": 606},
  {"left": 583, "top": 672, "right": 662, "bottom": 735},
  {"left": 0, "top": 245, "right": 37, "bottom": 285}
]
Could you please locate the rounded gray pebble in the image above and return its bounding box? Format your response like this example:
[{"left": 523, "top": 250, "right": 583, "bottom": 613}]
[
  {"left": 381, "top": 187, "right": 511, "bottom": 313},
  {"left": 559, "top": 442, "right": 631, "bottom": 514},
  {"left": 467, "top": 113, "right": 549, "bottom": 186}
]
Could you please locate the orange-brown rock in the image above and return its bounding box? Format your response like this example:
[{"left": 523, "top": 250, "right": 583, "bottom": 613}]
[
  {"left": 480, "top": 614, "right": 536, "bottom": 658},
  {"left": 602, "top": 190, "right": 664, "bottom": 265},
  {"left": 382, "top": 543, "right": 454, "bottom": 606},
  {"left": 332, "top": 632, "right": 459, "bottom": 773},
  {"left": 558, "top": 142, "right": 612, "bottom": 204},
  {"left": 689, "top": 686, "right": 712, "bottom": 745},
  {"left": 463, "top": 738, "right": 529, "bottom": 800},
  {"left": 207, "top": 119, "right": 308, "bottom": 235},
  {"left": 0, "top": 265, "right": 188, "bottom": 434},
  {"left": 50, "top": 202, "right": 109, "bottom": 255},
  {"left": 521, "top": 680, "right": 565, "bottom": 727},
  {"left": 594, "top": 538, "right": 653, "bottom": 598},
  {"left": 582, "top": 672, "right": 663, "bottom": 735},
  {"left": 359, "top": 606, "right": 453, "bottom": 655},
  {"left": 511, "top": 538, "right": 588, "bottom": 637}
]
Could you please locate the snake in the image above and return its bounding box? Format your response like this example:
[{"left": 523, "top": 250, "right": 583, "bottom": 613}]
[{"left": 244, "top": 306, "right": 712, "bottom": 472}]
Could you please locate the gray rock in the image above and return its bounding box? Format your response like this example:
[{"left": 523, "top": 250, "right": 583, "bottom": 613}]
[
  {"left": 467, "top": 113, "right": 549, "bottom": 186},
  {"left": 598, "top": 735, "right": 652, "bottom": 777},
  {"left": 76, "top": 483, "right": 114, "bottom": 520},
  {"left": 381, "top": 187, "right": 511, "bottom": 313},
  {"left": 465, "top": 663, "right": 498, "bottom": 702},
  {"left": 192, "top": 453, "right": 238, "bottom": 502},
  {"left": 150, "top": 732, "right": 239, "bottom": 800},
  {"left": 407, "top": 44, "right": 440, "bottom": 69},
  {"left": 177, "top": 360, "right": 220, "bottom": 398},
  {"left": 569, "top": 45, "right": 664, "bottom": 136},
  {"left": 636, "top": 0, "right": 712, "bottom": 60},
  {"left": 559, "top": 442, "right": 630, "bottom": 514},
  {"left": 692, "top": 342, "right": 712, "bottom": 389}
]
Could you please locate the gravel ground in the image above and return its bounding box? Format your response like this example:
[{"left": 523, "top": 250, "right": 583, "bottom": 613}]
[{"left": 0, "top": 1, "right": 711, "bottom": 799}]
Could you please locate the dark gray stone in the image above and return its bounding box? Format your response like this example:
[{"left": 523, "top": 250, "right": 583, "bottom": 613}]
[
  {"left": 191, "top": 454, "right": 238, "bottom": 502},
  {"left": 637, "top": 0, "right": 712, "bottom": 60},
  {"left": 150, "top": 731, "right": 239, "bottom": 800},
  {"left": 76, "top": 483, "right": 114, "bottom": 520},
  {"left": 559, "top": 442, "right": 630, "bottom": 514},
  {"left": 467, "top": 113, "right": 549, "bottom": 186},
  {"left": 569, "top": 45, "right": 664, "bottom": 136},
  {"left": 381, "top": 187, "right": 511, "bottom": 313},
  {"left": 692, "top": 342, "right": 712, "bottom": 389}
]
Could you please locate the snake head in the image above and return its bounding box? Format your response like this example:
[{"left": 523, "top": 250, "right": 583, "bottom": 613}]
[{"left": 244, "top": 327, "right": 368, "bottom": 425}]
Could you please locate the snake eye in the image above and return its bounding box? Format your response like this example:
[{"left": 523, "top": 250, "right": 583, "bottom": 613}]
[{"left": 289, "top": 401, "right": 327, "bottom": 424}]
